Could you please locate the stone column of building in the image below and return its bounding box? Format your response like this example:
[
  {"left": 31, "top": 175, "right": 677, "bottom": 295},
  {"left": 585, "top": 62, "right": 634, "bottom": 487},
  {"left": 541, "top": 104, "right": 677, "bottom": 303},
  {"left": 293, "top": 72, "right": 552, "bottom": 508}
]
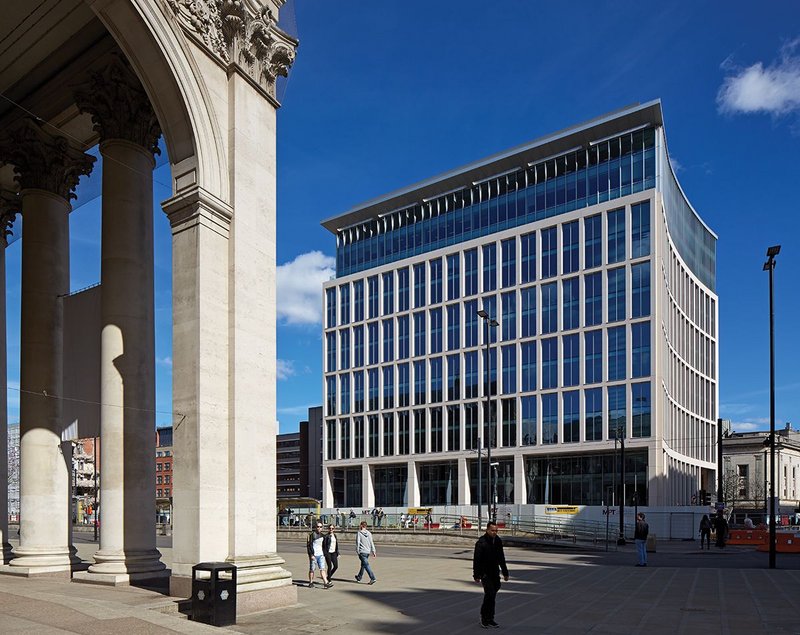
[
  {"left": 0, "top": 190, "right": 19, "bottom": 563},
  {"left": 513, "top": 455, "right": 525, "bottom": 505},
  {"left": 406, "top": 461, "right": 420, "bottom": 507},
  {"left": 363, "top": 464, "right": 374, "bottom": 508},
  {"left": 457, "top": 457, "right": 469, "bottom": 506},
  {"left": 156, "top": 1, "right": 298, "bottom": 610},
  {"left": 0, "top": 119, "right": 94, "bottom": 576},
  {"left": 73, "top": 55, "right": 166, "bottom": 584}
]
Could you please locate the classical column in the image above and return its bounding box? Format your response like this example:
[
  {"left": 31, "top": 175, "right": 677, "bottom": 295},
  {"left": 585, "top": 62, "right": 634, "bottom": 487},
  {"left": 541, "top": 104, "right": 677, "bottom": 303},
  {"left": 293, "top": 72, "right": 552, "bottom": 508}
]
[
  {"left": 0, "top": 191, "right": 19, "bottom": 563},
  {"left": 72, "top": 55, "right": 166, "bottom": 584},
  {"left": 0, "top": 119, "right": 94, "bottom": 576},
  {"left": 159, "top": 1, "right": 298, "bottom": 611}
]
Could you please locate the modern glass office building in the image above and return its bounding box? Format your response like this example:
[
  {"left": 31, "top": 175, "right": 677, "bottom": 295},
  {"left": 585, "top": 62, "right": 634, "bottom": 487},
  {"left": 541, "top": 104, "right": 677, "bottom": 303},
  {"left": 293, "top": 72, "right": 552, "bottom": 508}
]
[{"left": 320, "top": 100, "right": 718, "bottom": 510}]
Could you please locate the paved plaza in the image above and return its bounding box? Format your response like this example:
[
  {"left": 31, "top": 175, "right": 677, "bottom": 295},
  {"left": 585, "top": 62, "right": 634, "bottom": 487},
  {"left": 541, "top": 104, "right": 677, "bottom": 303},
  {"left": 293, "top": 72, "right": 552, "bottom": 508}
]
[{"left": 1, "top": 534, "right": 799, "bottom": 634}]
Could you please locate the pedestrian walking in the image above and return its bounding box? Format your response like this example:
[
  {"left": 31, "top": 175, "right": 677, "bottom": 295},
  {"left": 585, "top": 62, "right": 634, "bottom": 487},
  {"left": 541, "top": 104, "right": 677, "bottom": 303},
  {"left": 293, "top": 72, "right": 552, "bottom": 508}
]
[
  {"left": 354, "top": 521, "right": 377, "bottom": 584},
  {"left": 714, "top": 510, "right": 729, "bottom": 549},
  {"left": 348, "top": 508, "right": 356, "bottom": 528},
  {"left": 324, "top": 524, "right": 340, "bottom": 580},
  {"left": 634, "top": 512, "right": 649, "bottom": 566},
  {"left": 472, "top": 521, "right": 509, "bottom": 629},
  {"left": 306, "top": 523, "right": 333, "bottom": 589},
  {"left": 699, "top": 514, "right": 712, "bottom": 549}
]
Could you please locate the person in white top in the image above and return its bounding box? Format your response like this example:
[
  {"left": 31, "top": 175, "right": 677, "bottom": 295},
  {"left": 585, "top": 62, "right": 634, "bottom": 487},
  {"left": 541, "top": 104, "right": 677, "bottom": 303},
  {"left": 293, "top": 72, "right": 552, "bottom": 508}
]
[{"left": 306, "top": 523, "right": 332, "bottom": 588}]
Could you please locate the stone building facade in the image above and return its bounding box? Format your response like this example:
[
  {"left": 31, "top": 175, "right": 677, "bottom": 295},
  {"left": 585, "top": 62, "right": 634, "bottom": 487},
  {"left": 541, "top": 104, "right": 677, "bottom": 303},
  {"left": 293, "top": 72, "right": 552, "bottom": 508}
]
[{"left": 0, "top": 0, "right": 296, "bottom": 612}]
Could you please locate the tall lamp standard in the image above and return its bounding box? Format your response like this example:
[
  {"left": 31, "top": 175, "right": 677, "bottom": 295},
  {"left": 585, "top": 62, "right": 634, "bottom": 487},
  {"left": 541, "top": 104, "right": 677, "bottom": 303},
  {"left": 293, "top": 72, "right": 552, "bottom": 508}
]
[
  {"left": 477, "top": 309, "right": 499, "bottom": 524},
  {"left": 763, "top": 244, "right": 780, "bottom": 569},
  {"left": 614, "top": 422, "right": 626, "bottom": 545}
]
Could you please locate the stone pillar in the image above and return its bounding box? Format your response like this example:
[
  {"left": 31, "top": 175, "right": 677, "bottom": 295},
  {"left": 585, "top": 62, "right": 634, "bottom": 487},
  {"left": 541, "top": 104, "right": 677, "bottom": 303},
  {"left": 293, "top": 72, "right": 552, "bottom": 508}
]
[
  {"left": 0, "top": 119, "right": 94, "bottom": 576},
  {"left": 514, "top": 454, "right": 525, "bottom": 505},
  {"left": 0, "top": 191, "right": 19, "bottom": 563},
  {"left": 162, "top": 0, "right": 298, "bottom": 612},
  {"left": 458, "top": 457, "right": 470, "bottom": 506},
  {"left": 363, "top": 463, "right": 374, "bottom": 508},
  {"left": 72, "top": 54, "right": 166, "bottom": 585},
  {"left": 163, "top": 186, "right": 232, "bottom": 594},
  {"left": 406, "top": 460, "right": 419, "bottom": 507},
  {"left": 322, "top": 465, "right": 334, "bottom": 508}
]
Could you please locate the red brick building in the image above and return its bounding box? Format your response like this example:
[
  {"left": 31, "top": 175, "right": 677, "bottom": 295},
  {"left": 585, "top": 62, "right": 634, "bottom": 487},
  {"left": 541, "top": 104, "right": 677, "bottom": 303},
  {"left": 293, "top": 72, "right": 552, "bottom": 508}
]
[{"left": 155, "top": 427, "right": 173, "bottom": 523}]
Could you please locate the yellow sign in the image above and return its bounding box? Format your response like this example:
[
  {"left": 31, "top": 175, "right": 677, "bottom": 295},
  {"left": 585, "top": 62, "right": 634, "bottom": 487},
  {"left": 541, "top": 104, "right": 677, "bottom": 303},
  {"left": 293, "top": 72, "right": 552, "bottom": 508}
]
[
  {"left": 544, "top": 505, "right": 579, "bottom": 515},
  {"left": 407, "top": 507, "right": 432, "bottom": 515}
]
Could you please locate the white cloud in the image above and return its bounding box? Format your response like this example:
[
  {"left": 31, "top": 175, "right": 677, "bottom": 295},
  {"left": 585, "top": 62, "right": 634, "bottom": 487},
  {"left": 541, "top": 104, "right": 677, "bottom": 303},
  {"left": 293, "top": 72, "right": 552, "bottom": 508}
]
[
  {"left": 730, "top": 417, "right": 770, "bottom": 434},
  {"left": 277, "top": 404, "right": 316, "bottom": 416},
  {"left": 732, "top": 421, "right": 766, "bottom": 433},
  {"left": 276, "top": 251, "right": 335, "bottom": 325},
  {"left": 157, "top": 356, "right": 172, "bottom": 367},
  {"left": 717, "top": 38, "right": 800, "bottom": 116},
  {"left": 669, "top": 156, "right": 683, "bottom": 173},
  {"left": 276, "top": 359, "right": 296, "bottom": 380}
]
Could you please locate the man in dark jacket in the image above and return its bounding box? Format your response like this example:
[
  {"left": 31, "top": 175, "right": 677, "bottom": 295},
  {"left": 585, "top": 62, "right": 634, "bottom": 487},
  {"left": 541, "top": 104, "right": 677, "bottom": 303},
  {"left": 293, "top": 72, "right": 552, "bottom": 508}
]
[
  {"left": 714, "top": 510, "right": 729, "bottom": 549},
  {"left": 323, "top": 524, "right": 340, "bottom": 579},
  {"left": 634, "top": 512, "right": 649, "bottom": 566},
  {"left": 472, "top": 521, "right": 509, "bottom": 629}
]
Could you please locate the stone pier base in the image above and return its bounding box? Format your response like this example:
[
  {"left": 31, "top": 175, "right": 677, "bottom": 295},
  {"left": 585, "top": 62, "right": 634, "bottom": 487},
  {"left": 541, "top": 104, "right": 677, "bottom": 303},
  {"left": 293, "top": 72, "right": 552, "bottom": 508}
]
[
  {"left": 171, "top": 554, "right": 297, "bottom": 615},
  {"left": 73, "top": 569, "right": 170, "bottom": 587}
]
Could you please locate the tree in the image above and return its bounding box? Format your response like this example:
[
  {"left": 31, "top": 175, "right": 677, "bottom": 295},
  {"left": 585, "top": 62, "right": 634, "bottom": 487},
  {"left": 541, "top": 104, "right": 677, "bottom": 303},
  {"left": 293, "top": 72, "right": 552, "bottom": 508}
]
[{"left": 722, "top": 469, "right": 740, "bottom": 508}]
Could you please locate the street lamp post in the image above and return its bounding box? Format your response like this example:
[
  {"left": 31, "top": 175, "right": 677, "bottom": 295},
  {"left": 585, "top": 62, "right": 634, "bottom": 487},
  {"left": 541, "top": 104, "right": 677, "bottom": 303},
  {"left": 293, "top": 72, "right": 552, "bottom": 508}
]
[
  {"left": 476, "top": 445, "right": 483, "bottom": 532},
  {"left": 615, "top": 423, "right": 626, "bottom": 545},
  {"left": 491, "top": 462, "right": 499, "bottom": 517},
  {"left": 763, "top": 244, "right": 780, "bottom": 569},
  {"left": 477, "top": 309, "right": 498, "bottom": 524}
]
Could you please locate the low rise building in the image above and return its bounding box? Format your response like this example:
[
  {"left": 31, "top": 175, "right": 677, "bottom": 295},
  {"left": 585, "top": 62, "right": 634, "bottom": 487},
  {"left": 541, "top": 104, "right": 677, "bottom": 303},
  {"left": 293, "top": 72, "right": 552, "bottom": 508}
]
[{"left": 722, "top": 423, "right": 800, "bottom": 523}]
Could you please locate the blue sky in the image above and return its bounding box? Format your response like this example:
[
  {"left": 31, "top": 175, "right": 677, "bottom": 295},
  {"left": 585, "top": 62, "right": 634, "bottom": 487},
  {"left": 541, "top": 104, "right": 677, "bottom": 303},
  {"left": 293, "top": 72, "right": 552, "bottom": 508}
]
[{"left": 4, "top": 1, "right": 800, "bottom": 437}]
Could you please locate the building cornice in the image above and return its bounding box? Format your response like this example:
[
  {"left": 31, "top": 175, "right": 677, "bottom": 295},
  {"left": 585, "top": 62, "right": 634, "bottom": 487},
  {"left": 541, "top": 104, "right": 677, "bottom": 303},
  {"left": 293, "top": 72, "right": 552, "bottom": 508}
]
[
  {"left": 163, "top": 0, "right": 297, "bottom": 102},
  {"left": 321, "top": 100, "right": 664, "bottom": 234}
]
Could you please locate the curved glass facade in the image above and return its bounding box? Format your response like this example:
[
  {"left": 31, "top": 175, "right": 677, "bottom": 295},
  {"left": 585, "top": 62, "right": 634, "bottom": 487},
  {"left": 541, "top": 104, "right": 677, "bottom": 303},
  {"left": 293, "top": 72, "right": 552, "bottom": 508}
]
[
  {"left": 336, "top": 128, "right": 657, "bottom": 277},
  {"left": 659, "top": 135, "right": 716, "bottom": 291}
]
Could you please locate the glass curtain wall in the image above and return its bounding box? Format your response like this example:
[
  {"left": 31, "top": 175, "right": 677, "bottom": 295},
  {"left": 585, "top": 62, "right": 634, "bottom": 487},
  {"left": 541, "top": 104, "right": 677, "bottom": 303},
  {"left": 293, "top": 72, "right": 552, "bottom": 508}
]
[{"left": 524, "top": 452, "right": 647, "bottom": 505}]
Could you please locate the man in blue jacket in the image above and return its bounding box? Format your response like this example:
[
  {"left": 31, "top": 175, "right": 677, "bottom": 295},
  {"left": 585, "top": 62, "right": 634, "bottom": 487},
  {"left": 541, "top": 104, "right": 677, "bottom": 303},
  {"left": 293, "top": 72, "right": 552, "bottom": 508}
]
[{"left": 472, "top": 521, "right": 509, "bottom": 628}]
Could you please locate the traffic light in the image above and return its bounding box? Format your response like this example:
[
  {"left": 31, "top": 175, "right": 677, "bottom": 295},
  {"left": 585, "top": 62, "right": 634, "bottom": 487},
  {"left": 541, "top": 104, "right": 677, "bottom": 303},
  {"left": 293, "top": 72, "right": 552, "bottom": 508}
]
[{"left": 703, "top": 491, "right": 711, "bottom": 506}]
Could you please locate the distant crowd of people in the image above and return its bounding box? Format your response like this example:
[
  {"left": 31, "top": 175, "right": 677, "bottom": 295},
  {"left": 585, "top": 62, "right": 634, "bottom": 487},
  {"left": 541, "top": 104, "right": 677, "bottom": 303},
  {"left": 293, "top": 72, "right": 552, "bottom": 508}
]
[{"left": 280, "top": 507, "right": 444, "bottom": 529}]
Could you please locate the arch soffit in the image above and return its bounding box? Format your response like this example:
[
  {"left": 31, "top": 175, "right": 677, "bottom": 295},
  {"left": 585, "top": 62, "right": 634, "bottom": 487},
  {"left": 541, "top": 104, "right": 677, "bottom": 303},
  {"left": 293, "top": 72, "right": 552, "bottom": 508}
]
[{"left": 88, "top": 0, "right": 228, "bottom": 202}]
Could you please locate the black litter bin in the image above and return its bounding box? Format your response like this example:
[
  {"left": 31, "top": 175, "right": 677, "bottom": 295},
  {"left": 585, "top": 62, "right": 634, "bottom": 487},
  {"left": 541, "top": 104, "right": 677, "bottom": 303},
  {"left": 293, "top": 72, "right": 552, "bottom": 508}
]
[{"left": 191, "top": 562, "right": 237, "bottom": 626}]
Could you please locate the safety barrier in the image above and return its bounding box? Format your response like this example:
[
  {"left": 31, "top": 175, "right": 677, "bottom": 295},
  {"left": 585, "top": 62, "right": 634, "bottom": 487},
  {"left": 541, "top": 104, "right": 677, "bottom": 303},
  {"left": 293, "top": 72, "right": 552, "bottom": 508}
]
[
  {"left": 756, "top": 532, "right": 800, "bottom": 553},
  {"left": 727, "top": 529, "right": 767, "bottom": 545}
]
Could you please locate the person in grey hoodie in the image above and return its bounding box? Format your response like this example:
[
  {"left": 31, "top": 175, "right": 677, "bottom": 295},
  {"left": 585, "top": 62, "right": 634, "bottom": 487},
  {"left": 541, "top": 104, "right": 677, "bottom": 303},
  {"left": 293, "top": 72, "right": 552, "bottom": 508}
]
[{"left": 354, "top": 521, "right": 377, "bottom": 584}]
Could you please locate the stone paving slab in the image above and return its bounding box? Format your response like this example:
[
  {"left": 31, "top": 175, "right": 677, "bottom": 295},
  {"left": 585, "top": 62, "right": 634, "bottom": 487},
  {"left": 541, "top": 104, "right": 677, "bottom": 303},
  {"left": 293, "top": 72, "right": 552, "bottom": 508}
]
[{"left": 2, "top": 538, "right": 800, "bottom": 634}]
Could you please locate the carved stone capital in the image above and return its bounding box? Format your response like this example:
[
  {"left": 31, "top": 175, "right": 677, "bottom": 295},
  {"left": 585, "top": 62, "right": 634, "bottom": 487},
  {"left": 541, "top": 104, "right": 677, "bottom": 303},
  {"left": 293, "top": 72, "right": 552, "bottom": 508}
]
[
  {"left": 0, "top": 119, "right": 95, "bottom": 201},
  {"left": 0, "top": 190, "right": 21, "bottom": 247},
  {"left": 165, "top": 0, "right": 297, "bottom": 100},
  {"left": 74, "top": 54, "right": 162, "bottom": 155}
]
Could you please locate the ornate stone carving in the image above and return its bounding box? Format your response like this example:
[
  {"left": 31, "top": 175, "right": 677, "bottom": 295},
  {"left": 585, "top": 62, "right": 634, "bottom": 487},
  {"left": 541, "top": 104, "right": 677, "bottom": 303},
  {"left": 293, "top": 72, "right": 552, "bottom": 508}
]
[
  {"left": 0, "top": 119, "right": 95, "bottom": 201},
  {"left": 74, "top": 54, "right": 162, "bottom": 155},
  {"left": 165, "top": 0, "right": 297, "bottom": 98},
  {"left": 0, "top": 190, "right": 20, "bottom": 247}
]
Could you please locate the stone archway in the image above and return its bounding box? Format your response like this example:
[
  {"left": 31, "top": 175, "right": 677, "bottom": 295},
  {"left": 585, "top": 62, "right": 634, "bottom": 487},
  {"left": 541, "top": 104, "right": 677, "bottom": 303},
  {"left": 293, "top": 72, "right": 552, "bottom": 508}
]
[{"left": 0, "top": 0, "right": 297, "bottom": 613}]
